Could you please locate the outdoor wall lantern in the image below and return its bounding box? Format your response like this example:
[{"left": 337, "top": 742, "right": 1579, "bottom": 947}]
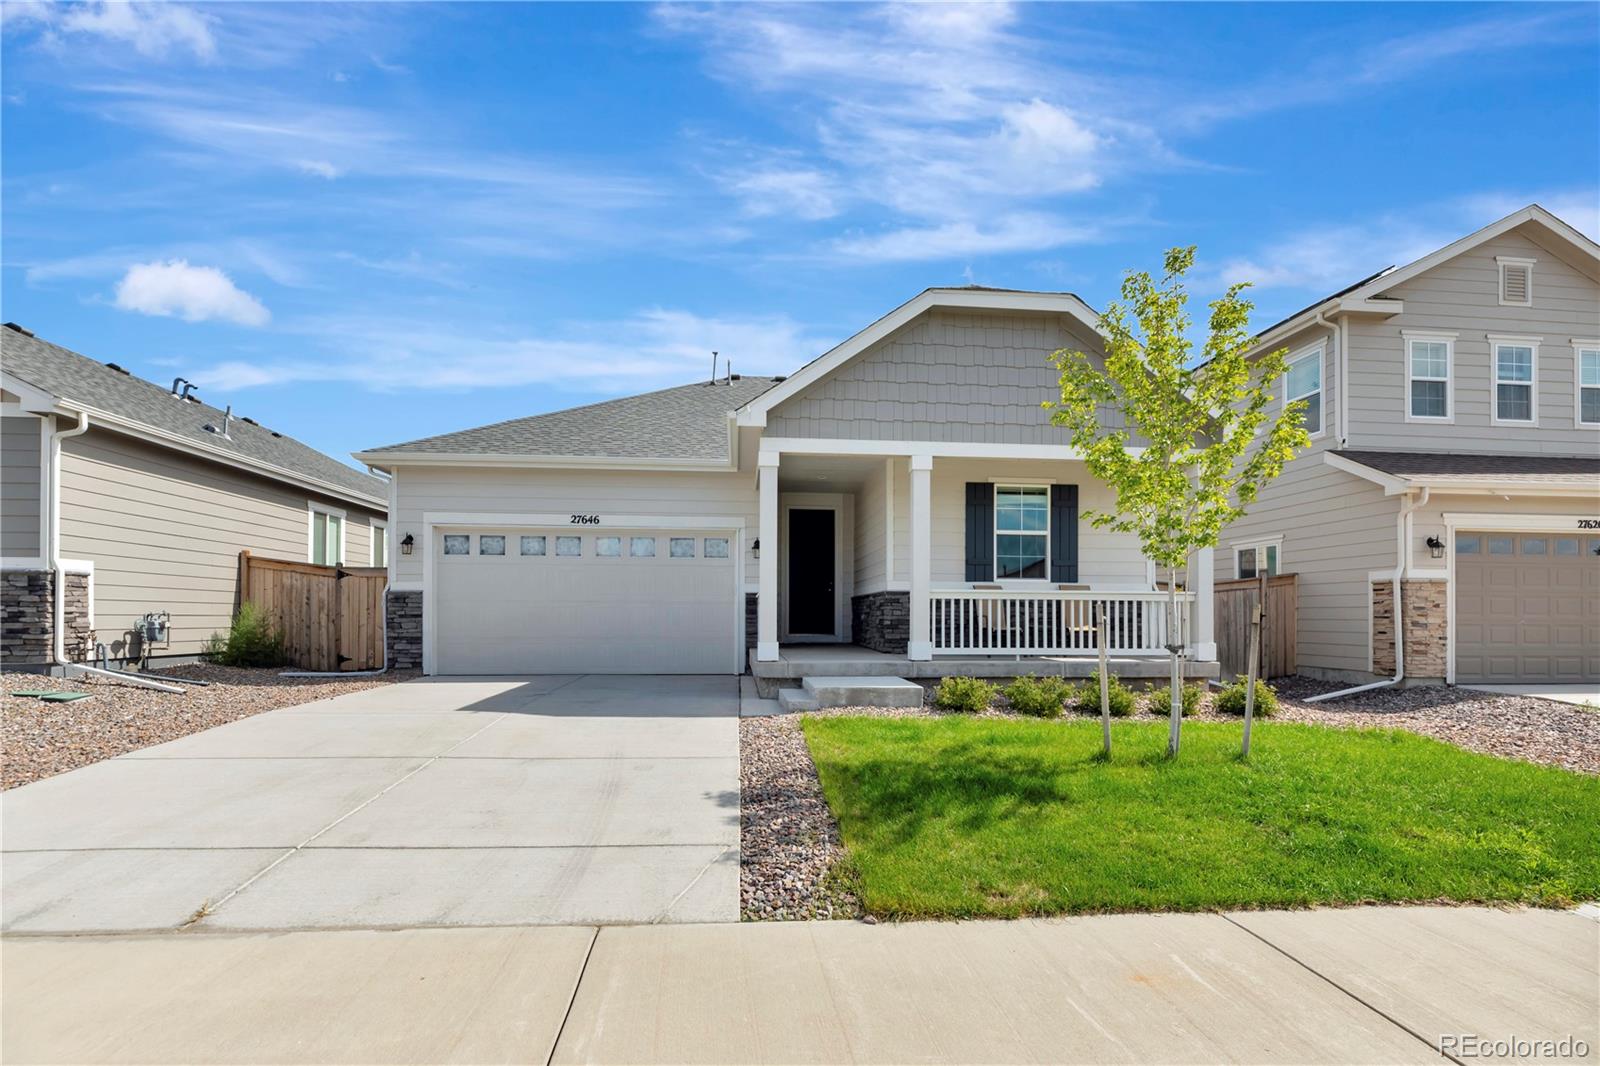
[
  {"left": 400, "top": 533, "right": 415, "bottom": 556},
  {"left": 1425, "top": 535, "right": 1445, "bottom": 559},
  {"left": 752, "top": 538, "right": 760, "bottom": 559}
]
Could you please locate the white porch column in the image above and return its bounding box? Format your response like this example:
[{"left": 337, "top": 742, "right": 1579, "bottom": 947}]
[
  {"left": 908, "top": 454, "right": 933, "bottom": 661},
  {"left": 1192, "top": 545, "right": 1216, "bottom": 662},
  {"left": 757, "top": 453, "right": 780, "bottom": 662}
]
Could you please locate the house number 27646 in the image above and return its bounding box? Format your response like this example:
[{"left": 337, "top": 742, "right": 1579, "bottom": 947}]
[{"left": 570, "top": 514, "right": 601, "bottom": 525}]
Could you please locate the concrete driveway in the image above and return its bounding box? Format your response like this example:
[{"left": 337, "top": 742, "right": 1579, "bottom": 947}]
[{"left": 1, "top": 675, "right": 740, "bottom": 933}]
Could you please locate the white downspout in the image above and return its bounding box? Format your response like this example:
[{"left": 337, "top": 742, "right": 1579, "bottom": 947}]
[
  {"left": 1313, "top": 310, "right": 1348, "bottom": 447},
  {"left": 1306, "top": 486, "right": 1429, "bottom": 702},
  {"left": 48, "top": 409, "right": 184, "bottom": 693}
]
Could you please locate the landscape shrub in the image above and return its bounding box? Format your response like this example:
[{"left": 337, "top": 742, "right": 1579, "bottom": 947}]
[
  {"left": 934, "top": 675, "right": 998, "bottom": 713},
  {"left": 203, "top": 602, "right": 286, "bottom": 668},
  {"left": 1002, "top": 674, "right": 1072, "bottom": 717},
  {"left": 1071, "top": 674, "right": 1137, "bottom": 717},
  {"left": 1214, "top": 679, "right": 1278, "bottom": 718},
  {"left": 1182, "top": 682, "right": 1207, "bottom": 717}
]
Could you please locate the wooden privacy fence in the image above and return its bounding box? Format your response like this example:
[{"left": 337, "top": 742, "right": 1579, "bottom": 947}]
[
  {"left": 1215, "top": 572, "right": 1298, "bottom": 679},
  {"left": 237, "top": 551, "right": 386, "bottom": 671}
]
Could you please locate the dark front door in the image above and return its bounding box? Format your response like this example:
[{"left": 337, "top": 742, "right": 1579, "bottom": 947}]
[{"left": 788, "top": 508, "right": 836, "bottom": 636}]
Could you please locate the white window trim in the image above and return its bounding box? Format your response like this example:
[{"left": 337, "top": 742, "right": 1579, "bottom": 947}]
[
  {"left": 1401, "top": 330, "right": 1456, "bottom": 424},
  {"left": 993, "top": 483, "right": 1051, "bottom": 585},
  {"left": 1573, "top": 340, "right": 1600, "bottom": 428},
  {"left": 307, "top": 502, "right": 347, "bottom": 566},
  {"left": 1495, "top": 255, "right": 1535, "bottom": 307},
  {"left": 1233, "top": 536, "right": 1283, "bottom": 580},
  {"left": 370, "top": 519, "right": 388, "bottom": 567},
  {"left": 1488, "top": 335, "right": 1541, "bottom": 426},
  {"left": 1282, "top": 343, "right": 1326, "bottom": 440}
]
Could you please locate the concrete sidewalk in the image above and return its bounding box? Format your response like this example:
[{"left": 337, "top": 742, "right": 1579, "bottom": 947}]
[{"left": 4, "top": 906, "right": 1595, "bottom": 1064}]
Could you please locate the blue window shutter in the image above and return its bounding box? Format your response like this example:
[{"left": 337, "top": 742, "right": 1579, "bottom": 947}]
[
  {"left": 1051, "top": 485, "right": 1078, "bottom": 583},
  {"left": 965, "top": 482, "right": 993, "bottom": 582}
]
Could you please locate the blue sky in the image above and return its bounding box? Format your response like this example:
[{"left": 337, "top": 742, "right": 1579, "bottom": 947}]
[{"left": 4, "top": 2, "right": 1597, "bottom": 468}]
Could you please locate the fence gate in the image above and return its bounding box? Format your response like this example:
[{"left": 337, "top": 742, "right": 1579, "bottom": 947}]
[
  {"left": 1214, "top": 572, "right": 1298, "bottom": 679},
  {"left": 237, "top": 551, "right": 386, "bottom": 671}
]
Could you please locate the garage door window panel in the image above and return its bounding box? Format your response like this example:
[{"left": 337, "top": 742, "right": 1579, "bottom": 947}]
[
  {"left": 443, "top": 535, "right": 469, "bottom": 556},
  {"left": 704, "top": 537, "right": 729, "bottom": 558},
  {"left": 556, "top": 536, "right": 582, "bottom": 557},
  {"left": 630, "top": 537, "right": 656, "bottom": 558},
  {"left": 521, "top": 536, "right": 546, "bottom": 556},
  {"left": 670, "top": 537, "right": 695, "bottom": 558},
  {"left": 596, "top": 536, "right": 622, "bottom": 557},
  {"left": 480, "top": 535, "right": 505, "bottom": 556}
]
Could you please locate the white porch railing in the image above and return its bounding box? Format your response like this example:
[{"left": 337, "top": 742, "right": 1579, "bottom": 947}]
[{"left": 929, "top": 589, "right": 1193, "bottom": 656}]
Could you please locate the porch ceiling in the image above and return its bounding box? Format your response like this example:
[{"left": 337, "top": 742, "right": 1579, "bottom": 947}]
[{"left": 776, "top": 453, "right": 885, "bottom": 492}]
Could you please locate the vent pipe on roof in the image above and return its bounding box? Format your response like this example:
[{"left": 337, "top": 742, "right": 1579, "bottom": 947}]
[{"left": 709, "top": 351, "right": 719, "bottom": 385}]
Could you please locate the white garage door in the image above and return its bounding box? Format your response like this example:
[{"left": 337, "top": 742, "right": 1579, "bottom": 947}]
[
  {"left": 1454, "top": 532, "right": 1600, "bottom": 683},
  {"left": 434, "top": 528, "right": 740, "bottom": 675}
]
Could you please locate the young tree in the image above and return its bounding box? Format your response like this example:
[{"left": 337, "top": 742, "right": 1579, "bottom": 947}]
[{"left": 1046, "top": 246, "right": 1309, "bottom": 757}]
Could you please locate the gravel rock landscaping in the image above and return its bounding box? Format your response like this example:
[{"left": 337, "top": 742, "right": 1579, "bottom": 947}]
[
  {"left": 739, "top": 674, "right": 1598, "bottom": 919},
  {"left": 739, "top": 714, "right": 861, "bottom": 921},
  {"left": 2, "top": 665, "right": 413, "bottom": 790}
]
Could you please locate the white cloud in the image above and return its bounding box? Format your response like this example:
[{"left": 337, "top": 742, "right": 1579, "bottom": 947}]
[
  {"left": 189, "top": 308, "right": 828, "bottom": 392},
  {"left": 834, "top": 213, "right": 1101, "bottom": 263},
  {"left": 659, "top": 3, "right": 1148, "bottom": 259},
  {"left": 113, "top": 259, "right": 270, "bottom": 326},
  {"left": 295, "top": 159, "right": 342, "bottom": 179},
  {"left": 15, "top": 1, "right": 217, "bottom": 60}
]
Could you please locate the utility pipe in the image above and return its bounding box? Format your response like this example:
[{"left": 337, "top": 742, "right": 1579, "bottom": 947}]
[
  {"left": 46, "top": 409, "right": 184, "bottom": 694},
  {"left": 1306, "top": 486, "right": 1430, "bottom": 702},
  {"left": 1312, "top": 310, "right": 1348, "bottom": 447}
]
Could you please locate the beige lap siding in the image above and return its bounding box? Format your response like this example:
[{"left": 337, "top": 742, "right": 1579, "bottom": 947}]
[
  {"left": 57, "top": 428, "right": 383, "bottom": 658},
  {"left": 1, "top": 414, "right": 44, "bottom": 557},
  {"left": 927, "top": 458, "right": 1149, "bottom": 588}
]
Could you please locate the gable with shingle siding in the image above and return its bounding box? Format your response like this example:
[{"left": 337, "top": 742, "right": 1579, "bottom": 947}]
[{"left": 764, "top": 308, "right": 1117, "bottom": 444}]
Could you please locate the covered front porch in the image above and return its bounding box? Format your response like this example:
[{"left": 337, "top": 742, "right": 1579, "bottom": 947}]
[{"left": 752, "top": 441, "right": 1216, "bottom": 670}]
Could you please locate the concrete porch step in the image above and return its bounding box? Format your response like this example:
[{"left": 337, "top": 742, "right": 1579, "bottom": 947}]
[
  {"left": 802, "top": 675, "right": 925, "bottom": 709},
  {"left": 776, "top": 687, "right": 821, "bottom": 713}
]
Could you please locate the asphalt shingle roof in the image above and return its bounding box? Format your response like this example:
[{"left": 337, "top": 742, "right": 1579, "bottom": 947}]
[
  {"left": 1, "top": 325, "right": 386, "bottom": 503},
  {"left": 1335, "top": 450, "right": 1600, "bottom": 479},
  {"left": 364, "top": 376, "right": 781, "bottom": 461}
]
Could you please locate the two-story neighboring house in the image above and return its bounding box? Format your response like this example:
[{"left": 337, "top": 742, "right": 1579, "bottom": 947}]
[{"left": 1217, "top": 205, "right": 1600, "bottom": 686}]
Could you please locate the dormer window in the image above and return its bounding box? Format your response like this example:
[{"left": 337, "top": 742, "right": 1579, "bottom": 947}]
[{"left": 1497, "top": 256, "right": 1534, "bottom": 306}]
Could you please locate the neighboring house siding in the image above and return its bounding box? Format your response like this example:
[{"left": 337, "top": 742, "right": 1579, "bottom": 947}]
[
  {"left": 1215, "top": 456, "right": 1398, "bottom": 678},
  {"left": 57, "top": 428, "right": 384, "bottom": 658},
  {"left": 927, "top": 458, "right": 1149, "bottom": 588},
  {"left": 1, "top": 414, "right": 43, "bottom": 557},
  {"left": 390, "top": 464, "right": 760, "bottom": 589},
  {"left": 767, "top": 309, "right": 1120, "bottom": 443},
  {"left": 1346, "top": 228, "right": 1600, "bottom": 454}
]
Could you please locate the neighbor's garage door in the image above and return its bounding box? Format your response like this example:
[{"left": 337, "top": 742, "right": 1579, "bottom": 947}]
[
  {"left": 434, "top": 529, "right": 739, "bottom": 674},
  {"left": 1454, "top": 532, "right": 1600, "bottom": 683}
]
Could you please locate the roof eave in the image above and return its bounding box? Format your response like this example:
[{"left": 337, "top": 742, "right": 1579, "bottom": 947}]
[
  {"left": 353, "top": 449, "right": 739, "bottom": 474},
  {"left": 1323, "top": 452, "right": 1600, "bottom": 498}
]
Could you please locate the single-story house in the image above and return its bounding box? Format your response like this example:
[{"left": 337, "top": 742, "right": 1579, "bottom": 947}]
[
  {"left": 1, "top": 324, "right": 389, "bottom": 669},
  {"left": 356, "top": 288, "right": 1220, "bottom": 680}
]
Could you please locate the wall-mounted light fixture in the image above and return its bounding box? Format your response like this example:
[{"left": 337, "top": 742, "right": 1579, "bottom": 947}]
[
  {"left": 1425, "top": 535, "right": 1445, "bottom": 559},
  {"left": 400, "top": 533, "right": 415, "bottom": 556},
  {"left": 751, "top": 538, "right": 760, "bottom": 559}
]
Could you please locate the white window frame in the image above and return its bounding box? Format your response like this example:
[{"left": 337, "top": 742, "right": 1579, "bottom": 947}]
[
  {"left": 1495, "top": 255, "right": 1535, "bottom": 307},
  {"left": 307, "top": 502, "right": 347, "bottom": 566},
  {"left": 1282, "top": 343, "right": 1326, "bottom": 440},
  {"left": 1233, "top": 537, "right": 1283, "bottom": 580},
  {"left": 1573, "top": 340, "right": 1600, "bottom": 428},
  {"left": 1402, "top": 330, "right": 1455, "bottom": 424},
  {"left": 1488, "top": 335, "right": 1541, "bottom": 426},
  {"left": 993, "top": 483, "right": 1050, "bottom": 584},
  {"left": 370, "top": 519, "right": 388, "bottom": 567}
]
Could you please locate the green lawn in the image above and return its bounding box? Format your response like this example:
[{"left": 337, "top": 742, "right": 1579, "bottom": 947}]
[{"left": 801, "top": 717, "right": 1600, "bottom": 919}]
